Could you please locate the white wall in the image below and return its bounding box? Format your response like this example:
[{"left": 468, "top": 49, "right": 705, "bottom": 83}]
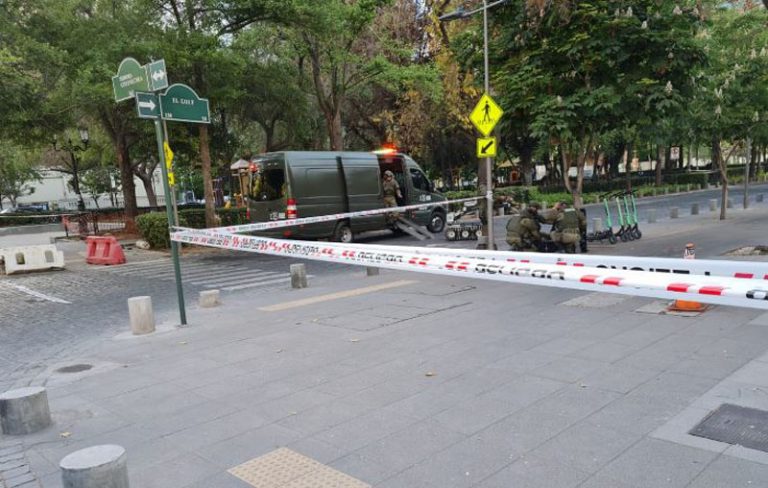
[{"left": 14, "top": 169, "right": 165, "bottom": 210}]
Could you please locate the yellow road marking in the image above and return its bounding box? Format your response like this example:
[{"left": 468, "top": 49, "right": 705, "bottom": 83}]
[{"left": 259, "top": 279, "right": 417, "bottom": 312}]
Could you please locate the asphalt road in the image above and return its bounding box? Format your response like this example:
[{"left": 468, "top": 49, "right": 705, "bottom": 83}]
[{"left": 1, "top": 184, "right": 767, "bottom": 386}]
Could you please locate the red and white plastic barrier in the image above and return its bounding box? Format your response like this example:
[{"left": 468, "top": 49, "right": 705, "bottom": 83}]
[{"left": 172, "top": 228, "right": 768, "bottom": 310}]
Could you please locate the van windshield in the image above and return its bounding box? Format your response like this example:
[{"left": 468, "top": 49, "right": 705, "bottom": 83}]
[{"left": 249, "top": 167, "right": 285, "bottom": 202}]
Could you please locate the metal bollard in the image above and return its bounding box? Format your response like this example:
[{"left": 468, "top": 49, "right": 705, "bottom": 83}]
[
  {"left": 670, "top": 207, "right": 679, "bottom": 219},
  {"left": 691, "top": 203, "right": 699, "bottom": 215},
  {"left": 0, "top": 387, "right": 52, "bottom": 435},
  {"left": 366, "top": 267, "right": 380, "bottom": 277},
  {"left": 60, "top": 445, "right": 129, "bottom": 488},
  {"left": 128, "top": 296, "right": 155, "bottom": 335},
  {"left": 647, "top": 209, "right": 657, "bottom": 223},
  {"left": 758, "top": 194, "right": 764, "bottom": 203},
  {"left": 290, "top": 263, "right": 308, "bottom": 289},
  {"left": 591, "top": 218, "right": 603, "bottom": 232},
  {"left": 199, "top": 290, "right": 220, "bottom": 308},
  {"left": 709, "top": 199, "right": 717, "bottom": 212}
]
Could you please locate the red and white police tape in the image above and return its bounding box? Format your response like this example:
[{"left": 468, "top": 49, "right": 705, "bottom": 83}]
[
  {"left": 191, "top": 196, "right": 481, "bottom": 235},
  {"left": 171, "top": 228, "right": 768, "bottom": 310}
]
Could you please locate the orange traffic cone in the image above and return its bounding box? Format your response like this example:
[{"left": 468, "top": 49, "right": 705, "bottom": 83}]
[{"left": 669, "top": 243, "right": 706, "bottom": 312}]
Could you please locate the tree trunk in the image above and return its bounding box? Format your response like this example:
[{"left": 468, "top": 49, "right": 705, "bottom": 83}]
[
  {"left": 713, "top": 137, "right": 728, "bottom": 220},
  {"left": 655, "top": 145, "right": 665, "bottom": 186},
  {"left": 326, "top": 108, "right": 343, "bottom": 150},
  {"left": 624, "top": 142, "right": 632, "bottom": 191},
  {"left": 199, "top": 125, "right": 216, "bottom": 227},
  {"left": 750, "top": 143, "right": 757, "bottom": 179},
  {"left": 117, "top": 138, "right": 138, "bottom": 230},
  {"left": 138, "top": 175, "right": 158, "bottom": 207}
]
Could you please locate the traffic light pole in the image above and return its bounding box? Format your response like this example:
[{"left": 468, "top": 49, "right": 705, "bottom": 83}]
[{"left": 154, "top": 115, "right": 187, "bottom": 326}]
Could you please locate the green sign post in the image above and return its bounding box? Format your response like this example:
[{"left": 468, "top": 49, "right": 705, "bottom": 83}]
[
  {"left": 113, "top": 57, "right": 187, "bottom": 326},
  {"left": 112, "top": 57, "right": 150, "bottom": 102},
  {"left": 159, "top": 84, "right": 211, "bottom": 124}
]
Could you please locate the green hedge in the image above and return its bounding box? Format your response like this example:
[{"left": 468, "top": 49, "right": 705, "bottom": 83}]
[
  {"left": 136, "top": 212, "right": 187, "bottom": 249},
  {"left": 178, "top": 208, "right": 248, "bottom": 229}
]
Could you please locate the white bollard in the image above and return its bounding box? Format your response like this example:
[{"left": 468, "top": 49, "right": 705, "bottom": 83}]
[
  {"left": 128, "top": 296, "right": 155, "bottom": 335},
  {"left": 366, "top": 267, "right": 380, "bottom": 277},
  {"left": 290, "top": 263, "right": 308, "bottom": 289},
  {"left": 757, "top": 194, "right": 764, "bottom": 203},
  {"left": 60, "top": 445, "right": 129, "bottom": 488},
  {"left": 591, "top": 218, "right": 603, "bottom": 232},
  {"left": 670, "top": 207, "right": 679, "bottom": 219},
  {"left": 727, "top": 198, "right": 733, "bottom": 209},
  {"left": 691, "top": 203, "right": 699, "bottom": 215},
  {"left": 709, "top": 199, "right": 717, "bottom": 212},
  {"left": 199, "top": 290, "right": 220, "bottom": 308},
  {"left": 647, "top": 209, "right": 657, "bottom": 223},
  {"left": 0, "top": 387, "right": 52, "bottom": 435}
]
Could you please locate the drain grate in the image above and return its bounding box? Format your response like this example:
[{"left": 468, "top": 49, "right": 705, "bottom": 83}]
[
  {"left": 690, "top": 403, "right": 768, "bottom": 452},
  {"left": 55, "top": 364, "right": 93, "bottom": 374}
]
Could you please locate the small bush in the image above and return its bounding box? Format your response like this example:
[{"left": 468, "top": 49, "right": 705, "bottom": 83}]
[
  {"left": 136, "top": 212, "right": 187, "bottom": 249},
  {"left": 178, "top": 208, "right": 248, "bottom": 229}
]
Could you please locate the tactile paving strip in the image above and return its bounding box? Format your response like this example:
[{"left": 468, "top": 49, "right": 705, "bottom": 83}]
[{"left": 228, "top": 448, "right": 371, "bottom": 488}]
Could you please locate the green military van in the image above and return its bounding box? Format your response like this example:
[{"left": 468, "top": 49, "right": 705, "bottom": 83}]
[{"left": 245, "top": 150, "right": 447, "bottom": 242}]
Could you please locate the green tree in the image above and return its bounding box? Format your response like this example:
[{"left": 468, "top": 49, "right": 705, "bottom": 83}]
[{"left": 0, "top": 143, "right": 41, "bottom": 208}]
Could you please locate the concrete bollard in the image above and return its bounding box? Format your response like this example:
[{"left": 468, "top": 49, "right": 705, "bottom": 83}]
[
  {"left": 366, "top": 267, "right": 380, "bottom": 277},
  {"left": 709, "top": 199, "right": 717, "bottom": 212},
  {"left": 0, "top": 387, "right": 52, "bottom": 435},
  {"left": 60, "top": 445, "right": 129, "bottom": 488},
  {"left": 691, "top": 203, "right": 699, "bottom": 215},
  {"left": 727, "top": 198, "right": 733, "bottom": 209},
  {"left": 686, "top": 184, "right": 691, "bottom": 192},
  {"left": 595, "top": 195, "right": 601, "bottom": 204},
  {"left": 199, "top": 290, "right": 220, "bottom": 308},
  {"left": 758, "top": 194, "right": 764, "bottom": 203},
  {"left": 128, "top": 296, "right": 155, "bottom": 335},
  {"left": 540, "top": 201, "right": 548, "bottom": 211},
  {"left": 647, "top": 209, "right": 657, "bottom": 223},
  {"left": 670, "top": 207, "right": 679, "bottom": 219},
  {"left": 591, "top": 218, "right": 603, "bottom": 232},
  {"left": 290, "top": 263, "right": 308, "bottom": 289}
]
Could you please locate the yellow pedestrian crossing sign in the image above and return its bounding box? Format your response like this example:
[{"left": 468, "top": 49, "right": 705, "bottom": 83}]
[
  {"left": 470, "top": 93, "right": 503, "bottom": 136},
  {"left": 477, "top": 137, "right": 497, "bottom": 158}
]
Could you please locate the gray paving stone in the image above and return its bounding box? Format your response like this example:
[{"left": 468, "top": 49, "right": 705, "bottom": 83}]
[
  {"left": 687, "top": 455, "right": 768, "bottom": 487},
  {"left": 598, "top": 438, "right": 718, "bottom": 487},
  {"left": 475, "top": 453, "right": 591, "bottom": 488},
  {"left": 128, "top": 452, "right": 220, "bottom": 488},
  {"left": 569, "top": 341, "right": 641, "bottom": 363},
  {"left": 276, "top": 396, "right": 374, "bottom": 436},
  {"left": 194, "top": 422, "right": 303, "bottom": 469},
  {"left": 576, "top": 472, "right": 637, "bottom": 488},
  {"left": 185, "top": 471, "right": 254, "bottom": 488},
  {"left": 529, "top": 338, "right": 598, "bottom": 356},
  {"left": 585, "top": 394, "right": 685, "bottom": 436},
  {"left": 628, "top": 372, "right": 720, "bottom": 406},
  {"left": 0, "top": 465, "right": 30, "bottom": 481},
  {"left": 532, "top": 422, "right": 641, "bottom": 474},
  {"left": 351, "top": 419, "right": 466, "bottom": 478},
  {"left": 4, "top": 473, "right": 35, "bottom": 488},
  {"left": 530, "top": 357, "right": 608, "bottom": 383},
  {"left": 313, "top": 405, "right": 420, "bottom": 452},
  {"left": 329, "top": 453, "right": 396, "bottom": 486},
  {"left": 668, "top": 354, "right": 749, "bottom": 379},
  {"left": 580, "top": 365, "right": 659, "bottom": 394}
]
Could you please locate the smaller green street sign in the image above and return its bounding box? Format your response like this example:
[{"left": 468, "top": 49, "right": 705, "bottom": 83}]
[
  {"left": 159, "top": 84, "right": 210, "bottom": 124},
  {"left": 148, "top": 59, "right": 168, "bottom": 92},
  {"left": 135, "top": 92, "right": 159, "bottom": 119},
  {"left": 112, "top": 57, "right": 150, "bottom": 102}
]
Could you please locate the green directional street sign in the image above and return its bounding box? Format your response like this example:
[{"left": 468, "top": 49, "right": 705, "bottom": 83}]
[
  {"left": 135, "top": 92, "right": 159, "bottom": 119},
  {"left": 147, "top": 59, "right": 168, "bottom": 92},
  {"left": 112, "top": 57, "right": 150, "bottom": 102},
  {"left": 159, "top": 84, "right": 210, "bottom": 124}
]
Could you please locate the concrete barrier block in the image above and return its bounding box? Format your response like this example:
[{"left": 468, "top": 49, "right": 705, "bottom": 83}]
[
  {"left": 128, "top": 296, "right": 155, "bottom": 335},
  {"left": 591, "top": 218, "right": 603, "bottom": 233},
  {"left": 366, "top": 267, "right": 380, "bottom": 277},
  {"left": 757, "top": 194, "right": 764, "bottom": 203},
  {"left": 199, "top": 290, "right": 220, "bottom": 308},
  {"left": 290, "top": 263, "right": 308, "bottom": 289},
  {"left": 60, "top": 445, "right": 129, "bottom": 488},
  {"left": 670, "top": 207, "right": 679, "bottom": 219},
  {"left": 0, "top": 387, "right": 52, "bottom": 435},
  {"left": 709, "top": 199, "right": 717, "bottom": 211},
  {"left": 691, "top": 203, "right": 699, "bottom": 215},
  {"left": 647, "top": 209, "right": 657, "bottom": 223},
  {"left": 0, "top": 245, "right": 65, "bottom": 275}
]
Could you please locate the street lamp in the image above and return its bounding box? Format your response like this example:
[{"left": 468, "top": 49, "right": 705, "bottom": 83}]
[
  {"left": 52, "top": 127, "right": 90, "bottom": 211},
  {"left": 439, "top": 0, "right": 509, "bottom": 250}
]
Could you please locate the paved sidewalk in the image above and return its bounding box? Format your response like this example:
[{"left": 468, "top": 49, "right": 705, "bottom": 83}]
[{"left": 2, "top": 265, "right": 768, "bottom": 487}]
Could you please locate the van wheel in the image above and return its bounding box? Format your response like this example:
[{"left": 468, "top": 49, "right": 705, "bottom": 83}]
[
  {"left": 427, "top": 211, "right": 446, "bottom": 233},
  {"left": 333, "top": 223, "right": 353, "bottom": 243}
]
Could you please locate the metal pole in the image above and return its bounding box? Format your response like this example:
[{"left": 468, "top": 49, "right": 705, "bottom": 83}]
[
  {"left": 162, "top": 120, "right": 180, "bottom": 225},
  {"left": 154, "top": 116, "right": 187, "bottom": 326},
  {"left": 744, "top": 138, "right": 751, "bottom": 209},
  {"left": 482, "top": 0, "right": 495, "bottom": 250}
]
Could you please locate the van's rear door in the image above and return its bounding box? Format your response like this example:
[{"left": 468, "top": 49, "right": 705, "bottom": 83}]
[
  {"left": 339, "top": 155, "right": 386, "bottom": 232},
  {"left": 247, "top": 156, "right": 288, "bottom": 223}
]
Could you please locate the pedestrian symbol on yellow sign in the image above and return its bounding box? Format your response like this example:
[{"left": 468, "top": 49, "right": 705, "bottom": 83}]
[
  {"left": 476, "top": 137, "right": 497, "bottom": 158},
  {"left": 470, "top": 93, "right": 503, "bottom": 137}
]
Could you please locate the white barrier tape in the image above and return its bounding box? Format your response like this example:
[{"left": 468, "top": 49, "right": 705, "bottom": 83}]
[
  {"left": 177, "top": 196, "right": 482, "bottom": 235},
  {"left": 172, "top": 228, "right": 768, "bottom": 310}
]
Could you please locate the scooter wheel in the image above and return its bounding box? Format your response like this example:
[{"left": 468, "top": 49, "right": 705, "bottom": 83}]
[
  {"left": 608, "top": 234, "right": 617, "bottom": 245},
  {"left": 633, "top": 229, "right": 642, "bottom": 240}
]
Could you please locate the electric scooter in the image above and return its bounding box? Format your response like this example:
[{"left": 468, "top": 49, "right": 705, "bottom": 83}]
[
  {"left": 586, "top": 194, "right": 617, "bottom": 244},
  {"left": 614, "top": 192, "right": 634, "bottom": 242},
  {"left": 627, "top": 191, "right": 642, "bottom": 239}
]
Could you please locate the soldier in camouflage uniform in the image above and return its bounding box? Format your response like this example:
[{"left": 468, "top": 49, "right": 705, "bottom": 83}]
[
  {"left": 550, "top": 201, "right": 586, "bottom": 253},
  {"left": 506, "top": 202, "right": 544, "bottom": 251},
  {"left": 382, "top": 170, "right": 402, "bottom": 223}
]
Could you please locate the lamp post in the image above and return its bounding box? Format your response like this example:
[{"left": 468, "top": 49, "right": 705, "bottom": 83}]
[
  {"left": 440, "top": 0, "right": 508, "bottom": 250},
  {"left": 52, "top": 127, "right": 90, "bottom": 211}
]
